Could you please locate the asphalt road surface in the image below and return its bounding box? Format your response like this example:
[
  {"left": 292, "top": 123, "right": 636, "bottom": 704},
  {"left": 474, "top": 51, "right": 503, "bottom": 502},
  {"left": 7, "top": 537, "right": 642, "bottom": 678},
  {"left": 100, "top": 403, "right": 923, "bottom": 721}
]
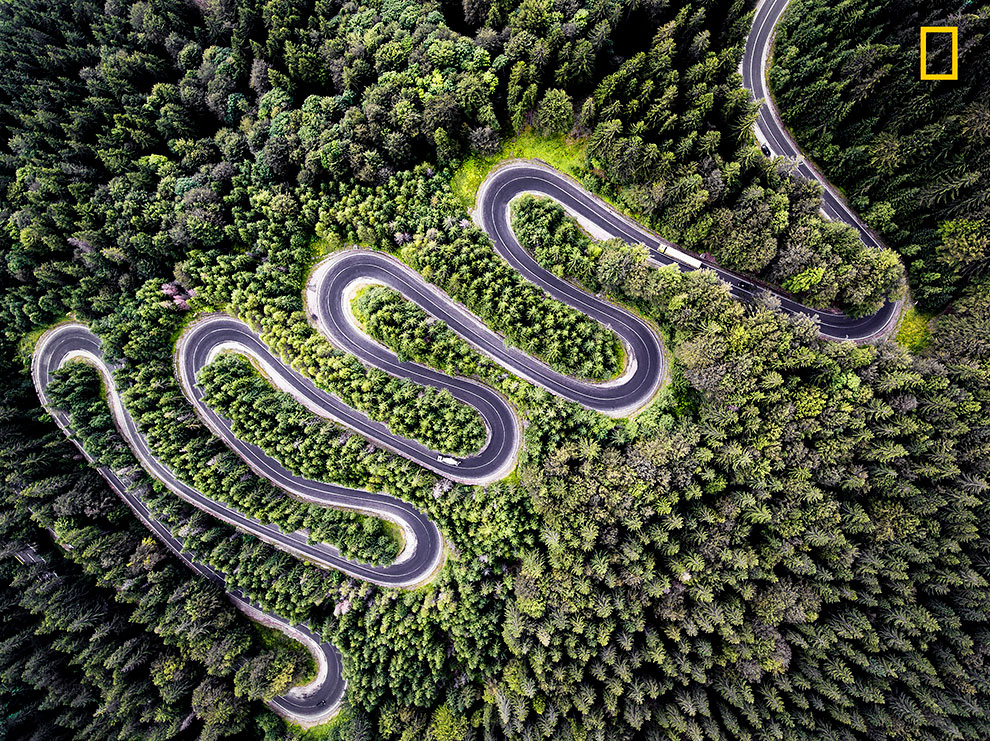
[
  {"left": 29, "top": 215, "right": 668, "bottom": 721},
  {"left": 180, "top": 313, "right": 518, "bottom": 487},
  {"left": 481, "top": 160, "right": 899, "bottom": 341},
  {"left": 311, "top": 248, "right": 663, "bottom": 414},
  {"left": 38, "top": 324, "right": 443, "bottom": 589},
  {"left": 180, "top": 248, "right": 664, "bottom": 486}
]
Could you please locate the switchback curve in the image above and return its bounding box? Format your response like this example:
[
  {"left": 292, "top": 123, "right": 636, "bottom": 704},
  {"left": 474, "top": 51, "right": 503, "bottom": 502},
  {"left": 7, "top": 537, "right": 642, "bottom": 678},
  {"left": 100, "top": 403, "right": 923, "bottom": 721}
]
[
  {"left": 28, "top": 0, "right": 898, "bottom": 724},
  {"left": 177, "top": 243, "right": 667, "bottom": 490},
  {"left": 478, "top": 160, "right": 900, "bottom": 341},
  {"left": 30, "top": 188, "right": 673, "bottom": 722}
]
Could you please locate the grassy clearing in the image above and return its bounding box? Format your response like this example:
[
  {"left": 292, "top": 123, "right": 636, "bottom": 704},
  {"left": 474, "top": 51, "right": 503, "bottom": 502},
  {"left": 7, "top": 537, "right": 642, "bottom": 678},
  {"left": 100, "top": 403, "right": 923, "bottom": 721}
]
[
  {"left": 310, "top": 232, "right": 344, "bottom": 260},
  {"left": 17, "top": 315, "right": 86, "bottom": 368},
  {"left": 284, "top": 704, "right": 357, "bottom": 740},
  {"left": 451, "top": 129, "right": 588, "bottom": 211},
  {"left": 896, "top": 306, "right": 932, "bottom": 353},
  {"left": 17, "top": 325, "right": 55, "bottom": 367},
  {"left": 253, "top": 623, "right": 317, "bottom": 686}
]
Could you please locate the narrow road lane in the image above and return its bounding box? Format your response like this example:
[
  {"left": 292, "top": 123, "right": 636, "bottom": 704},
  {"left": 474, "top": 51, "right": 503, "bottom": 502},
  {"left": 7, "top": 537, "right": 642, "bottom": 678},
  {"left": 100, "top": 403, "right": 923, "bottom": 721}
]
[
  {"left": 480, "top": 161, "right": 899, "bottom": 341},
  {"left": 30, "top": 333, "right": 344, "bottom": 725}
]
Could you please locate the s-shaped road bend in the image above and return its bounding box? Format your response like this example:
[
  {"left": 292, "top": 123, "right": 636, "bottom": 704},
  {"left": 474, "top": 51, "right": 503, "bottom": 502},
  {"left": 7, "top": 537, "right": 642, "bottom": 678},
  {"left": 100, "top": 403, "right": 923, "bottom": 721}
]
[
  {"left": 30, "top": 177, "right": 669, "bottom": 722},
  {"left": 32, "top": 327, "right": 347, "bottom": 725},
  {"left": 479, "top": 157, "right": 901, "bottom": 342}
]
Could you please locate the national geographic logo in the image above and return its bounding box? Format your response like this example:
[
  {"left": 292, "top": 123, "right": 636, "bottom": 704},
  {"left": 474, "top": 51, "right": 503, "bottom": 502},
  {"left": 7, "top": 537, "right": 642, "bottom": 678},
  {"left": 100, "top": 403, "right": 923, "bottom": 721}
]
[{"left": 920, "top": 26, "right": 958, "bottom": 80}]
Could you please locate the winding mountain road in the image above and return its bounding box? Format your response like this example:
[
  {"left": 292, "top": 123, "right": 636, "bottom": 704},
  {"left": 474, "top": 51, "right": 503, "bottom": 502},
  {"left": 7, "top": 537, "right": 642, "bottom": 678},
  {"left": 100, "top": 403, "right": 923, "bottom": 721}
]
[
  {"left": 28, "top": 0, "right": 901, "bottom": 726},
  {"left": 37, "top": 324, "right": 444, "bottom": 589},
  {"left": 479, "top": 157, "right": 898, "bottom": 341},
  {"left": 311, "top": 249, "right": 664, "bottom": 419},
  {"left": 31, "top": 193, "right": 669, "bottom": 722}
]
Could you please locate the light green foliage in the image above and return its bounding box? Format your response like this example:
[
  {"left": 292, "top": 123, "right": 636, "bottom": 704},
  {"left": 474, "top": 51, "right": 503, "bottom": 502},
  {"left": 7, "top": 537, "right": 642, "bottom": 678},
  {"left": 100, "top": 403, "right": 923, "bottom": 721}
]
[
  {"left": 197, "top": 352, "right": 436, "bottom": 528},
  {"left": 430, "top": 704, "right": 469, "bottom": 741},
  {"left": 282, "top": 706, "right": 374, "bottom": 740},
  {"left": 353, "top": 286, "right": 496, "bottom": 380},
  {"left": 451, "top": 129, "right": 588, "bottom": 210},
  {"left": 189, "top": 264, "right": 487, "bottom": 456},
  {"left": 352, "top": 282, "right": 616, "bottom": 468},
  {"left": 511, "top": 194, "right": 599, "bottom": 287},
  {"left": 252, "top": 623, "right": 318, "bottom": 686},
  {"left": 937, "top": 219, "right": 990, "bottom": 283},
  {"left": 792, "top": 384, "right": 827, "bottom": 418},
  {"left": 782, "top": 264, "right": 825, "bottom": 293},
  {"left": 896, "top": 307, "right": 933, "bottom": 354},
  {"left": 308, "top": 167, "right": 623, "bottom": 381},
  {"left": 536, "top": 88, "right": 574, "bottom": 137}
]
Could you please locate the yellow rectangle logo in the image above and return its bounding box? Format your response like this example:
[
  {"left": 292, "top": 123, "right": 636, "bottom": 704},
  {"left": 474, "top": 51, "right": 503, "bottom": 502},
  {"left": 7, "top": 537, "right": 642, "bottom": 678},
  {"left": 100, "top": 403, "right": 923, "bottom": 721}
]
[{"left": 921, "top": 26, "right": 958, "bottom": 80}]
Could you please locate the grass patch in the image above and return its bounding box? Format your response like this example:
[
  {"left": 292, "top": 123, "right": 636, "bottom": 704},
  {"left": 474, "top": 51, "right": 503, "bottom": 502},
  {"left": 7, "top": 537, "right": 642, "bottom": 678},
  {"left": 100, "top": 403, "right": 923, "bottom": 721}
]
[
  {"left": 382, "top": 519, "right": 404, "bottom": 554},
  {"left": 310, "top": 232, "right": 344, "bottom": 260},
  {"left": 896, "top": 306, "right": 932, "bottom": 353},
  {"left": 17, "top": 316, "right": 80, "bottom": 368},
  {"left": 284, "top": 704, "right": 358, "bottom": 740},
  {"left": 169, "top": 306, "right": 215, "bottom": 350},
  {"left": 252, "top": 622, "right": 317, "bottom": 686},
  {"left": 18, "top": 325, "right": 55, "bottom": 367},
  {"left": 451, "top": 129, "right": 588, "bottom": 211}
]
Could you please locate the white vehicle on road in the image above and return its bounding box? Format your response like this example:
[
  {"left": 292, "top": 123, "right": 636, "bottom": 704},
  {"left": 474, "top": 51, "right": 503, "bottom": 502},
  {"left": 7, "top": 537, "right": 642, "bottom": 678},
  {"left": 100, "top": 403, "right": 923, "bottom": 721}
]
[{"left": 436, "top": 455, "right": 460, "bottom": 466}]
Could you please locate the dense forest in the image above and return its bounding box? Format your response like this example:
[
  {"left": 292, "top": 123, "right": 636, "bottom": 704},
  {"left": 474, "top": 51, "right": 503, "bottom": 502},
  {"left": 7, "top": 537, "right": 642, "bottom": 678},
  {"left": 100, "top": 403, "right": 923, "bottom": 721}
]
[
  {"left": 1, "top": 0, "right": 989, "bottom": 738},
  {"left": 770, "top": 0, "right": 990, "bottom": 312}
]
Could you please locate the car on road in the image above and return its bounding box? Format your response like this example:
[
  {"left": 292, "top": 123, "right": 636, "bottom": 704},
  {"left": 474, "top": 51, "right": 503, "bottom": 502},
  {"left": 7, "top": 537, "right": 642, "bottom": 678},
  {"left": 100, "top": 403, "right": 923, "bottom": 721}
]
[
  {"left": 761, "top": 143, "right": 771, "bottom": 157},
  {"left": 437, "top": 455, "right": 459, "bottom": 466}
]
